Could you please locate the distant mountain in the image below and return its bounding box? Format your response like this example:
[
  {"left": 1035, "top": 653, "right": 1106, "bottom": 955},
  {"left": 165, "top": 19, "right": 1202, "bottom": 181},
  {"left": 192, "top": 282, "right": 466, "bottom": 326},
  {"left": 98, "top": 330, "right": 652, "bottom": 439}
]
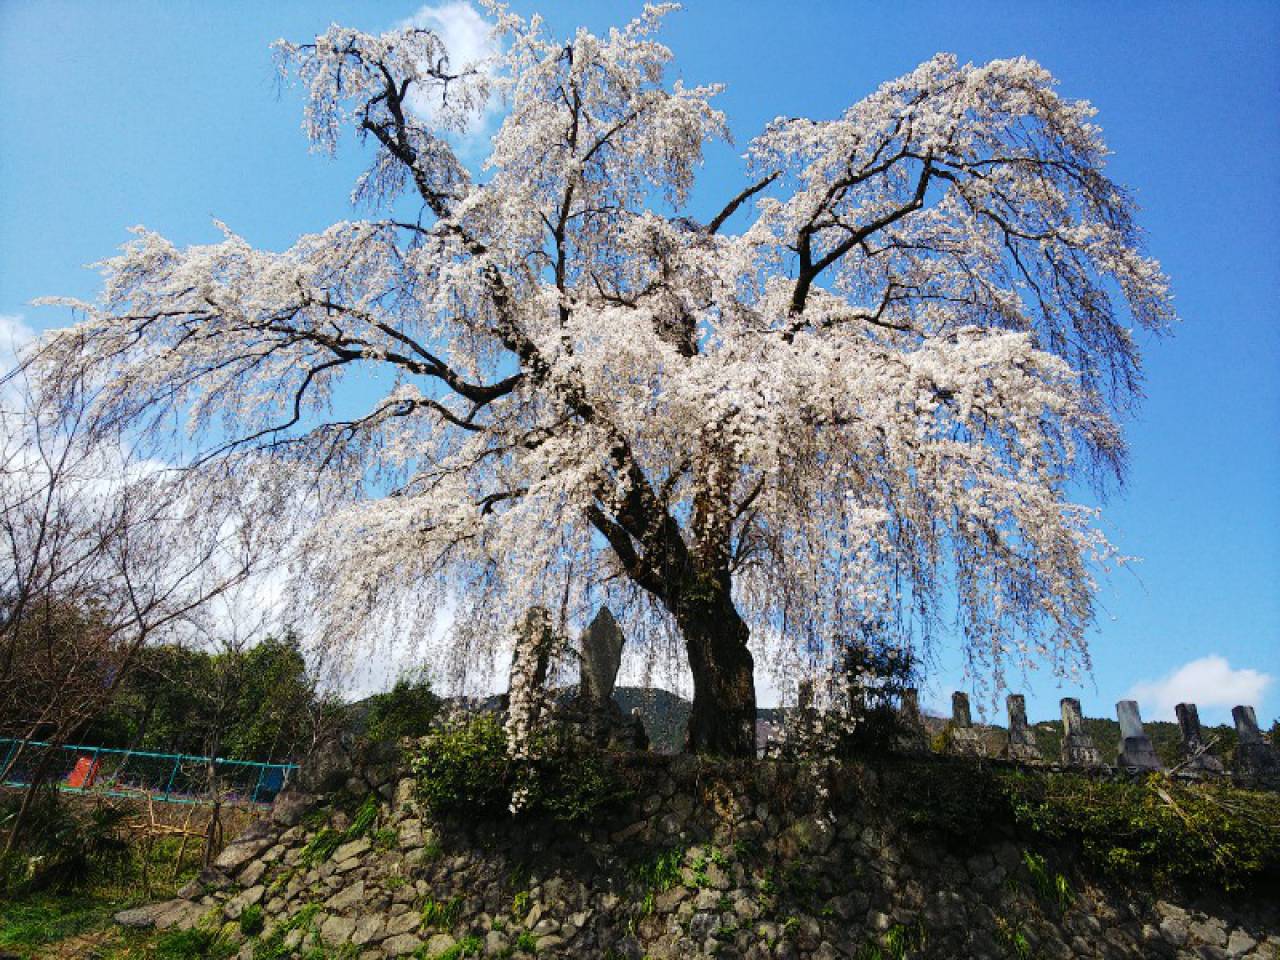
[
  {"left": 612, "top": 687, "right": 785, "bottom": 754},
  {"left": 612, "top": 686, "right": 689, "bottom": 753}
]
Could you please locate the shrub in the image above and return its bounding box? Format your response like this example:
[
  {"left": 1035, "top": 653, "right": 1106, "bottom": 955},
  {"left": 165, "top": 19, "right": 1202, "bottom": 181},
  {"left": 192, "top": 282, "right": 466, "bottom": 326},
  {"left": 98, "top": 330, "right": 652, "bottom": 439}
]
[
  {"left": 363, "top": 671, "right": 441, "bottom": 744},
  {"left": 412, "top": 712, "right": 512, "bottom": 817},
  {"left": 239, "top": 903, "right": 265, "bottom": 936},
  {"left": 411, "top": 711, "right": 629, "bottom": 822},
  {"left": 0, "top": 790, "right": 130, "bottom": 893},
  {"left": 1002, "top": 771, "right": 1280, "bottom": 891}
]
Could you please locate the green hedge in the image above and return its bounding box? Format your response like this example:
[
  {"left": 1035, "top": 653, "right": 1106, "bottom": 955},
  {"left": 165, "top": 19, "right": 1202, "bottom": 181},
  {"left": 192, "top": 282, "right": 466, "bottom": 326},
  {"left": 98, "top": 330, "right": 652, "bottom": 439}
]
[
  {"left": 410, "top": 712, "right": 631, "bottom": 822},
  {"left": 886, "top": 760, "right": 1280, "bottom": 892}
]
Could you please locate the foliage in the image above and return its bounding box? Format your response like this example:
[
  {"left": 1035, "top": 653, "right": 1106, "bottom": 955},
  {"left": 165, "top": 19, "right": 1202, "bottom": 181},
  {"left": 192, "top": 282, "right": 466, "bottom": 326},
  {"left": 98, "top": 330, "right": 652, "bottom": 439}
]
[
  {"left": 412, "top": 711, "right": 630, "bottom": 822},
  {"left": 1004, "top": 771, "right": 1280, "bottom": 891},
  {"left": 300, "top": 795, "right": 379, "bottom": 867},
  {"left": 854, "top": 920, "right": 929, "bottom": 960},
  {"left": 413, "top": 712, "right": 512, "bottom": 817},
  {"left": 0, "top": 790, "right": 130, "bottom": 893},
  {"left": 633, "top": 846, "right": 684, "bottom": 895},
  {"left": 423, "top": 934, "right": 484, "bottom": 959},
  {"left": 360, "top": 671, "right": 441, "bottom": 745},
  {"left": 421, "top": 894, "right": 464, "bottom": 930},
  {"left": 144, "top": 927, "right": 237, "bottom": 960},
  {"left": 0, "top": 891, "right": 116, "bottom": 952},
  {"left": 86, "top": 632, "right": 319, "bottom": 763},
  {"left": 32, "top": 4, "right": 1175, "bottom": 757},
  {"left": 1020, "top": 850, "right": 1073, "bottom": 915},
  {"left": 238, "top": 903, "right": 264, "bottom": 936},
  {"left": 887, "top": 760, "right": 1280, "bottom": 891}
]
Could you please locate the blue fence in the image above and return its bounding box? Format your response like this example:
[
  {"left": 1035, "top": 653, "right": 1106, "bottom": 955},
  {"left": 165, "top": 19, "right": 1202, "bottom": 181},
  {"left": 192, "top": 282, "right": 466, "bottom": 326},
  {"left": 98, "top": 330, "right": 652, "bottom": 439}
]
[{"left": 0, "top": 738, "right": 297, "bottom": 806}]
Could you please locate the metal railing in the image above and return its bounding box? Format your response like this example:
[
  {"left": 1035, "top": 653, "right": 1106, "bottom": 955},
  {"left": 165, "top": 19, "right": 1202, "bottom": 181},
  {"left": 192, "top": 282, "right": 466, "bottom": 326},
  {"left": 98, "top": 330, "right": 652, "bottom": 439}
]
[{"left": 0, "top": 738, "right": 297, "bottom": 806}]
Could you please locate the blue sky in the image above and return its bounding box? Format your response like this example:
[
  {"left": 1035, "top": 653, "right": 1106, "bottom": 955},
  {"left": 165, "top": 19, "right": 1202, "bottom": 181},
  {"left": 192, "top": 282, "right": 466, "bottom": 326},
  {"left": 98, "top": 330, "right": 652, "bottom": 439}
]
[{"left": 2, "top": 1, "right": 1277, "bottom": 726}]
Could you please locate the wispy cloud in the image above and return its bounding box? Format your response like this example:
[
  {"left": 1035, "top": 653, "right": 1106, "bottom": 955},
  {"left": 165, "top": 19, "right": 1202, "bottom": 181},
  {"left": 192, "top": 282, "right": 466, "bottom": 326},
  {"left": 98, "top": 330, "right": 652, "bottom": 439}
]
[
  {"left": 1128, "top": 655, "right": 1273, "bottom": 723},
  {"left": 0, "top": 313, "right": 35, "bottom": 376},
  {"left": 396, "top": 2, "right": 503, "bottom": 154}
]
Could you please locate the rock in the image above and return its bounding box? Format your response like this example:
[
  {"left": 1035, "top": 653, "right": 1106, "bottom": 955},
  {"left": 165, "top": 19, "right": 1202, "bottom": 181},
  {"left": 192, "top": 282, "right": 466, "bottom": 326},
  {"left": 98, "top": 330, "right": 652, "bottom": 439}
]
[
  {"left": 1190, "top": 917, "right": 1228, "bottom": 948},
  {"left": 213, "top": 837, "right": 271, "bottom": 873},
  {"left": 114, "top": 903, "right": 170, "bottom": 929},
  {"left": 152, "top": 899, "right": 204, "bottom": 931},
  {"left": 385, "top": 910, "right": 420, "bottom": 936},
  {"left": 238, "top": 859, "right": 267, "bottom": 888},
  {"left": 325, "top": 880, "right": 365, "bottom": 912},
  {"left": 320, "top": 914, "right": 357, "bottom": 944},
  {"left": 382, "top": 933, "right": 425, "bottom": 956},
  {"left": 424, "top": 933, "right": 458, "bottom": 955},
  {"left": 333, "top": 837, "right": 371, "bottom": 862},
  {"left": 1226, "top": 929, "right": 1257, "bottom": 956},
  {"left": 223, "top": 886, "right": 261, "bottom": 920}
]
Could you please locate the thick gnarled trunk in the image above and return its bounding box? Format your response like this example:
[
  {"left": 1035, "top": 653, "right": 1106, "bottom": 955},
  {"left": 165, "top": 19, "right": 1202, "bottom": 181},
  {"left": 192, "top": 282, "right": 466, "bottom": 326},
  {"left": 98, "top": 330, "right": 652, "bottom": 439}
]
[{"left": 674, "top": 588, "right": 757, "bottom": 757}]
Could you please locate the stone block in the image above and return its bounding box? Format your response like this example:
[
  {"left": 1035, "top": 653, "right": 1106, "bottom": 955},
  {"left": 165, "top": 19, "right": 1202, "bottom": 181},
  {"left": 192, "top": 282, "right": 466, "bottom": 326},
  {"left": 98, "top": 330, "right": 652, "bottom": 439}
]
[
  {"left": 948, "top": 691, "right": 985, "bottom": 757},
  {"left": 1174, "top": 702, "right": 1225, "bottom": 775},
  {"left": 1005, "top": 693, "right": 1043, "bottom": 763},
  {"left": 1232, "top": 705, "right": 1279, "bottom": 777},
  {"left": 1059, "top": 697, "right": 1106, "bottom": 768},
  {"left": 579, "top": 606, "right": 625, "bottom": 705},
  {"left": 1115, "top": 700, "right": 1162, "bottom": 771}
]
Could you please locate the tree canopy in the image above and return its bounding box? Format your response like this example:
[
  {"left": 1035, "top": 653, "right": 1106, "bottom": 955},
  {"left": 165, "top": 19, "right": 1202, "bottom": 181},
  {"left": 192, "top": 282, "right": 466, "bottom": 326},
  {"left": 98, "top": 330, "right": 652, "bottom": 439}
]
[{"left": 29, "top": 5, "right": 1173, "bottom": 755}]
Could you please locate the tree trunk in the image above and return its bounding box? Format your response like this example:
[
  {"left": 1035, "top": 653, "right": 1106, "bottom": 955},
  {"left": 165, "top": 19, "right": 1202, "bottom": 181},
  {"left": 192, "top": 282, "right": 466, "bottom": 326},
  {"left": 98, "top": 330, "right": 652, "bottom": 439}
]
[{"left": 675, "top": 589, "right": 757, "bottom": 757}]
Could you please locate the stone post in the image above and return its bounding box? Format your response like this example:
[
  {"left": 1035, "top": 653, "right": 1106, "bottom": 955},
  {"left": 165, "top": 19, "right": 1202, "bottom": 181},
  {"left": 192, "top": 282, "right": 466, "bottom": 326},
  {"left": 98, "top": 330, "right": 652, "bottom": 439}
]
[
  {"left": 1115, "top": 700, "right": 1162, "bottom": 771},
  {"left": 895, "top": 687, "right": 929, "bottom": 754},
  {"left": 1059, "top": 698, "right": 1106, "bottom": 768},
  {"left": 1174, "top": 702, "right": 1224, "bottom": 775},
  {"left": 948, "top": 691, "right": 985, "bottom": 757},
  {"left": 579, "top": 606, "right": 625, "bottom": 707},
  {"left": 1004, "top": 694, "right": 1042, "bottom": 763},
  {"left": 1232, "top": 705, "right": 1279, "bottom": 777}
]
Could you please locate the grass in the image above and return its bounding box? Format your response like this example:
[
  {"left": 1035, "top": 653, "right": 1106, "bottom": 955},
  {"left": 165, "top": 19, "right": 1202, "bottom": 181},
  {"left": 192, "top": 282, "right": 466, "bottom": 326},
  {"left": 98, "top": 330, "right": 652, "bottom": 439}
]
[
  {"left": 0, "top": 893, "right": 118, "bottom": 955},
  {"left": 421, "top": 894, "right": 465, "bottom": 930}
]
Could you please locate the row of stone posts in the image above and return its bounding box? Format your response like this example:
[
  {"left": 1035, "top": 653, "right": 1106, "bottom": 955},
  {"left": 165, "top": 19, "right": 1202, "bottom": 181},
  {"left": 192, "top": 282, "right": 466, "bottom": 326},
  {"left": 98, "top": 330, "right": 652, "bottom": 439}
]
[{"left": 904, "top": 689, "right": 1278, "bottom": 779}]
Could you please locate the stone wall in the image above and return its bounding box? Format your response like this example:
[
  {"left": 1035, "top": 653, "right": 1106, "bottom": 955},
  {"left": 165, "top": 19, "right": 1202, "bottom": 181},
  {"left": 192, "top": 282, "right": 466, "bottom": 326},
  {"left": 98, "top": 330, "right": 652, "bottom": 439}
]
[{"left": 120, "top": 755, "right": 1279, "bottom": 960}]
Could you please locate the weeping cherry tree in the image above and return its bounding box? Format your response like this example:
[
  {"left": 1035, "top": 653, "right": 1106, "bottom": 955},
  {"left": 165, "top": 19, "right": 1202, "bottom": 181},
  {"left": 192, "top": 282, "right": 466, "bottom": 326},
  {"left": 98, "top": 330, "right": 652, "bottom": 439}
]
[{"left": 29, "top": 5, "right": 1173, "bottom": 756}]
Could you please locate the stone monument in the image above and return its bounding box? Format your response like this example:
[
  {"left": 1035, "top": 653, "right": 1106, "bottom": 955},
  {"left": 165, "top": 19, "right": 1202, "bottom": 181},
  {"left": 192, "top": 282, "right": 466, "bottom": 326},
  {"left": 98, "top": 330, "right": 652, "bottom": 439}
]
[
  {"left": 579, "top": 606, "right": 625, "bottom": 706},
  {"left": 1059, "top": 698, "right": 1106, "bottom": 768},
  {"left": 1004, "top": 693, "right": 1043, "bottom": 763},
  {"left": 948, "top": 691, "right": 986, "bottom": 757},
  {"left": 895, "top": 687, "right": 930, "bottom": 754},
  {"left": 1232, "top": 704, "right": 1279, "bottom": 778},
  {"left": 1174, "top": 702, "right": 1224, "bottom": 775},
  {"left": 1114, "top": 700, "right": 1162, "bottom": 771}
]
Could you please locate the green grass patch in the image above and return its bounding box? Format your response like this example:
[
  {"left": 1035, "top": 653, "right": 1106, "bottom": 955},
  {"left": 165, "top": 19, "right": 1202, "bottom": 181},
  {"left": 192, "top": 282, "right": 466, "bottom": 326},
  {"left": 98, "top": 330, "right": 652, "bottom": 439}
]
[{"left": 0, "top": 893, "right": 115, "bottom": 952}]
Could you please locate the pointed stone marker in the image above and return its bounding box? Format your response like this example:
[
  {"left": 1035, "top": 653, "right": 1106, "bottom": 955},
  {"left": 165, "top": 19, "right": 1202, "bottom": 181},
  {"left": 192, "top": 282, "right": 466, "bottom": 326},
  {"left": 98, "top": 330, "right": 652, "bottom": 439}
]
[
  {"left": 948, "top": 691, "right": 985, "bottom": 756},
  {"left": 1232, "top": 705, "right": 1279, "bottom": 777},
  {"left": 1059, "top": 698, "right": 1106, "bottom": 768},
  {"left": 1115, "top": 700, "right": 1162, "bottom": 771},
  {"left": 1174, "top": 702, "right": 1224, "bottom": 775},
  {"left": 579, "top": 606, "right": 625, "bottom": 706},
  {"left": 1005, "top": 694, "right": 1042, "bottom": 763}
]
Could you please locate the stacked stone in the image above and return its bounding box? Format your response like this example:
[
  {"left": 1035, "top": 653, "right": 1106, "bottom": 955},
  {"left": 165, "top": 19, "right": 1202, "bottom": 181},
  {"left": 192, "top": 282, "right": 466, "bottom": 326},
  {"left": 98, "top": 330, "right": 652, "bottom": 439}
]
[
  {"left": 1059, "top": 698, "right": 1107, "bottom": 769},
  {"left": 1174, "top": 702, "right": 1225, "bottom": 776},
  {"left": 113, "top": 754, "right": 1279, "bottom": 960},
  {"left": 1003, "top": 694, "right": 1043, "bottom": 763},
  {"left": 946, "top": 692, "right": 986, "bottom": 757},
  {"left": 894, "top": 687, "right": 930, "bottom": 754},
  {"left": 1114, "top": 700, "right": 1162, "bottom": 772},
  {"left": 1233, "top": 705, "right": 1280, "bottom": 779}
]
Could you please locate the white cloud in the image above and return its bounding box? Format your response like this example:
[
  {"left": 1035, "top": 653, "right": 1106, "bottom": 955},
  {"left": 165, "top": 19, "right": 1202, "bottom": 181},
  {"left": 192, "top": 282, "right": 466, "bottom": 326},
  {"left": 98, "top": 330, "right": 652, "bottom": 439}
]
[
  {"left": 1128, "top": 655, "right": 1273, "bottom": 723},
  {"left": 0, "top": 313, "right": 35, "bottom": 377},
  {"left": 396, "top": 2, "right": 503, "bottom": 152}
]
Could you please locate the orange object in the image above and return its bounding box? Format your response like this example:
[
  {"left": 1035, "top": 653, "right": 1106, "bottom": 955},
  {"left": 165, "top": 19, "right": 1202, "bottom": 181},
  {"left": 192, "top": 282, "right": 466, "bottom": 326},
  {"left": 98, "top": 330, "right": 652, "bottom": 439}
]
[{"left": 65, "top": 756, "right": 100, "bottom": 788}]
